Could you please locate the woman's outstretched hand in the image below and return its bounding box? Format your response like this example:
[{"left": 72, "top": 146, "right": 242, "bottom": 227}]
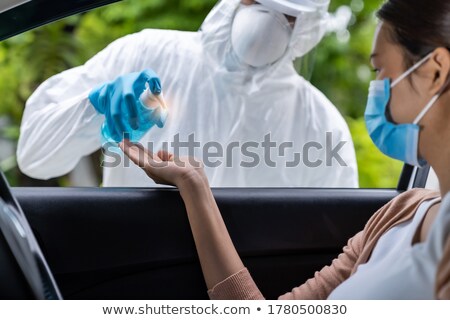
[
  {"left": 119, "top": 139, "right": 207, "bottom": 188},
  {"left": 120, "top": 139, "right": 245, "bottom": 290}
]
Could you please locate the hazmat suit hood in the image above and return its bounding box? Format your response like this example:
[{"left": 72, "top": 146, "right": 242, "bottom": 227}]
[{"left": 199, "top": 0, "right": 330, "bottom": 93}]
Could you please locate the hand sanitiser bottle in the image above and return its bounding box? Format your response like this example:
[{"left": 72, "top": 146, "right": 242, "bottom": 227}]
[
  {"left": 131, "top": 83, "right": 168, "bottom": 142},
  {"left": 101, "top": 83, "right": 168, "bottom": 144}
]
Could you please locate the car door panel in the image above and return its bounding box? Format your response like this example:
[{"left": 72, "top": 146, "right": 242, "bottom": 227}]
[{"left": 12, "top": 188, "right": 398, "bottom": 299}]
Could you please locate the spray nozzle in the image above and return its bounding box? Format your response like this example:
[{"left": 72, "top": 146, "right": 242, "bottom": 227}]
[{"left": 141, "top": 82, "right": 167, "bottom": 110}]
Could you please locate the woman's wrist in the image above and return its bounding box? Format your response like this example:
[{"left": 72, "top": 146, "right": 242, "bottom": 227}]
[
  {"left": 177, "top": 170, "right": 213, "bottom": 216},
  {"left": 176, "top": 169, "right": 209, "bottom": 191}
]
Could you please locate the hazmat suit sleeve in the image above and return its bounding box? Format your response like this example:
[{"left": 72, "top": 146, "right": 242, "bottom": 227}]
[{"left": 17, "top": 31, "right": 157, "bottom": 180}]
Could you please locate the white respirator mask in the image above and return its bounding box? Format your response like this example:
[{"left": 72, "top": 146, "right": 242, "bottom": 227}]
[{"left": 231, "top": 4, "right": 292, "bottom": 68}]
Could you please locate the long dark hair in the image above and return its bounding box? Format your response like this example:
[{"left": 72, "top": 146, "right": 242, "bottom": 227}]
[{"left": 377, "top": 0, "right": 450, "bottom": 66}]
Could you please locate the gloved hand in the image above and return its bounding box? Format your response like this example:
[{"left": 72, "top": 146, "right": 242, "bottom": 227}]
[{"left": 89, "top": 69, "right": 165, "bottom": 142}]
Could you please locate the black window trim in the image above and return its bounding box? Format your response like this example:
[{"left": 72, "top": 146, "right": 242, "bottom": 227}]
[{"left": 0, "top": 0, "right": 122, "bottom": 41}]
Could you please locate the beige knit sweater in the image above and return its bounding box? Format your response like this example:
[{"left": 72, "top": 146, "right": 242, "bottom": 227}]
[{"left": 207, "top": 188, "right": 450, "bottom": 300}]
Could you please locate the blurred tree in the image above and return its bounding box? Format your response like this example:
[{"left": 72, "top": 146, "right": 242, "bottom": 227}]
[
  {"left": 0, "top": 0, "right": 402, "bottom": 188},
  {"left": 313, "top": 0, "right": 384, "bottom": 118}
]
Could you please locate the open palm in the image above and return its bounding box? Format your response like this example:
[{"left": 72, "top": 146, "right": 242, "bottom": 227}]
[{"left": 119, "top": 139, "right": 207, "bottom": 187}]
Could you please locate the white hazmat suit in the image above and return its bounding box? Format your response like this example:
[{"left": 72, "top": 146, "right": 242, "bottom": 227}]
[{"left": 17, "top": 0, "right": 358, "bottom": 187}]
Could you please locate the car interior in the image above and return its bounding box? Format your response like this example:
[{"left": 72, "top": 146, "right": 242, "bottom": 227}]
[
  {"left": 0, "top": 0, "right": 441, "bottom": 300},
  {"left": 0, "top": 162, "right": 436, "bottom": 299}
]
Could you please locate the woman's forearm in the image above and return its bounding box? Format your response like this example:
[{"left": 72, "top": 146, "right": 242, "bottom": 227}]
[{"left": 178, "top": 176, "right": 245, "bottom": 289}]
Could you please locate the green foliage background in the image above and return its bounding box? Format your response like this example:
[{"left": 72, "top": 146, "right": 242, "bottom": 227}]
[{"left": 0, "top": 0, "right": 402, "bottom": 188}]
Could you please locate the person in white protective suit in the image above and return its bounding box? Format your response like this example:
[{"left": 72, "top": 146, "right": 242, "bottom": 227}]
[{"left": 17, "top": 0, "right": 358, "bottom": 187}]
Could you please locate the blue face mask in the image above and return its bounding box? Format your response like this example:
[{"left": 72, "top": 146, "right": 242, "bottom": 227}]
[{"left": 364, "top": 53, "right": 441, "bottom": 167}]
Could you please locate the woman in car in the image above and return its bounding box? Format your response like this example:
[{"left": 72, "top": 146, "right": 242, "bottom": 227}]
[{"left": 119, "top": 0, "right": 450, "bottom": 299}]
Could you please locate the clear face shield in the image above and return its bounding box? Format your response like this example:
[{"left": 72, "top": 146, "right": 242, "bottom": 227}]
[
  {"left": 293, "top": 48, "right": 317, "bottom": 80},
  {"left": 200, "top": 0, "right": 349, "bottom": 81},
  {"left": 236, "top": 0, "right": 331, "bottom": 79},
  {"left": 255, "top": 0, "right": 329, "bottom": 80},
  {"left": 292, "top": 4, "right": 352, "bottom": 80}
]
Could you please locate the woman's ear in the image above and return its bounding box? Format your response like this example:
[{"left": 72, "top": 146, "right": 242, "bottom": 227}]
[{"left": 429, "top": 48, "right": 450, "bottom": 95}]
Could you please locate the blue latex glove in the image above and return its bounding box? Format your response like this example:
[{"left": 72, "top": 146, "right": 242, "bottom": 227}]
[{"left": 89, "top": 69, "right": 165, "bottom": 143}]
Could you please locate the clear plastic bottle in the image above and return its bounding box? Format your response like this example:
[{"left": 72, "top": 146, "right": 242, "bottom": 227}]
[{"left": 101, "top": 84, "right": 168, "bottom": 144}]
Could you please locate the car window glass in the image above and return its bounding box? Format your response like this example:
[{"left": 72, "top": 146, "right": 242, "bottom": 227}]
[{"left": 0, "top": 0, "right": 402, "bottom": 188}]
